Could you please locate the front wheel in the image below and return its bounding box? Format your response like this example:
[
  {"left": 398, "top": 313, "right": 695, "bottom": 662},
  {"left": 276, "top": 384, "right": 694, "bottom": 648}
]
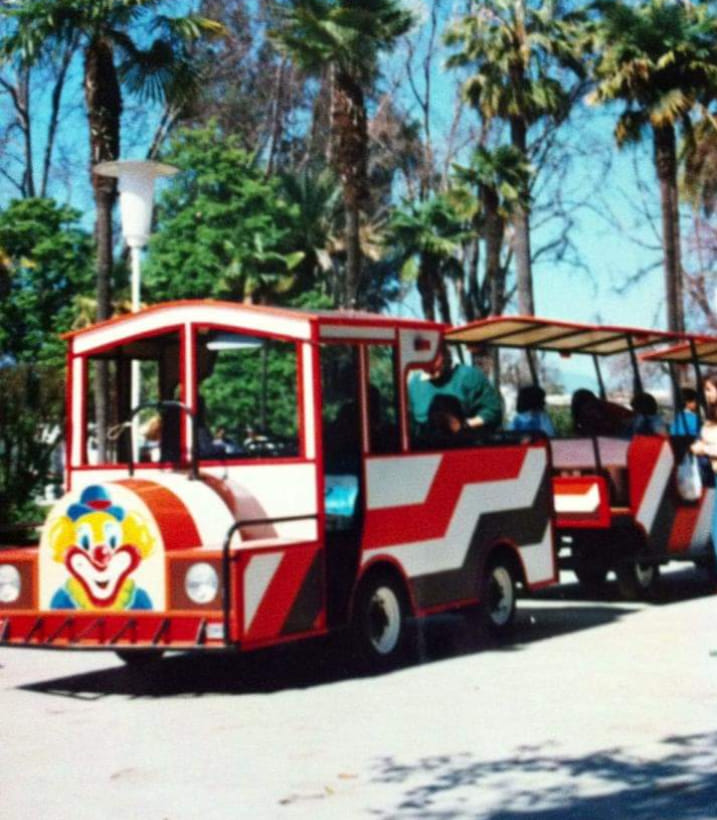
[
  {"left": 615, "top": 560, "right": 659, "bottom": 600},
  {"left": 351, "top": 572, "right": 409, "bottom": 670},
  {"left": 479, "top": 556, "right": 518, "bottom": 637}
]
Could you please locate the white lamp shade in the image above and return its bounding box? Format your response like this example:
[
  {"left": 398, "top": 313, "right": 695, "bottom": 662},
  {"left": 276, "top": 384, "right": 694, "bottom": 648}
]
[{"left": 94, "top": 160, "right": 178, "bottom": 249}]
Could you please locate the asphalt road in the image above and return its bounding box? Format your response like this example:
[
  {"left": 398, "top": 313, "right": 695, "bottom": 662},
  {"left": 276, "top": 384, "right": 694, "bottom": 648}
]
[{"left": 1, "top": 567, "right": 716, "bottom": 819}]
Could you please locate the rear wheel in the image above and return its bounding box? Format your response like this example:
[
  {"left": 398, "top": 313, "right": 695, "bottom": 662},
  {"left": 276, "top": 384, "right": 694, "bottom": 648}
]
[
  {"left": 573, "top": 561, "right": 608, "bottom": 591},
  {"left": 615, "top": 560, "right": 659, "bottom": 600},
  {"left": 695, "top": 550, "right": 717, "bottom": 583},
  {"left": 351, "top": 572, "right": 409, "bottom": 670},
  {"left": 480, "top": 556, "right": 517, "bottom": 636}
]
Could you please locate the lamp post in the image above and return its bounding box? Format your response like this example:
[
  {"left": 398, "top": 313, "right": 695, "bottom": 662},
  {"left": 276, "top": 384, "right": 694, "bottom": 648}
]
[
  {"left": 94, "top": 159, "right": 178, "bottom": 311},
  {"left": 94, "top": 160, "right": 178, "bottom": 458}
]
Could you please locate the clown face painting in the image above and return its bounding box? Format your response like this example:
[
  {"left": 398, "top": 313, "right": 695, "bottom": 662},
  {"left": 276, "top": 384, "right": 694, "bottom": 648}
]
[{"left": 41, "top": 484, "right": 163, "bottom": 611}]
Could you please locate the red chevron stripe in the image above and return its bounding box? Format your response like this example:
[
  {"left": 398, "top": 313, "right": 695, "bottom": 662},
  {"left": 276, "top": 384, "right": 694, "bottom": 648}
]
[
  {"left": 668, "top": 504, "right": 701, "bottom": 554},
  {"left": 244, "top": 545, "right": 320, "bottom": 641},
  {"left": 628, "top": 437, "right": 667, "bottom": 514},
  {"left": 363, "top": 446, "right": 529, "bottom": 549},
  {"left": 116, "top": 479, "right": 202, "bottom": 551}
]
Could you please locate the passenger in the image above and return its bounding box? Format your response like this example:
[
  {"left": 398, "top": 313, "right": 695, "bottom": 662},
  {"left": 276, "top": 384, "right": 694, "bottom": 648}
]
[
  {"left": 628, "top": 392, "right": 667, "bottom": 436},
  {"left": 422, "top": 394, "right": 480, "bottom": 449},
  {"left": 510, "top": 385, "right": 555, "bottom": 436},
  {"left": 690, "top": 372, "right": 717, "bottom": 568},
  {"left": 571, "top": 388, "right": 633, "bottom": 437},
  {"left": 409, "top": 342, "right": 502, "bottom": 440},
  {"left": 670, "top": 386, "right": 700, "bottom": 437}
]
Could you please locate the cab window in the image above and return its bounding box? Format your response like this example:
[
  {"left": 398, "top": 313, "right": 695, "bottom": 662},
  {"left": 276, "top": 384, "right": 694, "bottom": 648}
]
[{"left": 197, "top": 331, "right": 300, "bottom": 458}]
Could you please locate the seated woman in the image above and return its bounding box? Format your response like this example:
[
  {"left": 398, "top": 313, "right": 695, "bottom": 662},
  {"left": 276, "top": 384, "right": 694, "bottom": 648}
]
[
  {"left": 419, "top": 394, "right": 483, "bottom": 449},
  {"left": 571, "top": 388, "right": 634, "bottom": 437},
  {"left": 510, "top": 385, "right": 555, "bottom": 436}
]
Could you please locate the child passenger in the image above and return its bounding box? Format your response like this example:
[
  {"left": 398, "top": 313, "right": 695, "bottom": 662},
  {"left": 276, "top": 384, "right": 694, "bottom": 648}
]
[
  {"left": 510, "top": 385, "right": 555, "bottom": 436},
  {"left": 670, "top": 387, "right": 700, "bottom": 436}
]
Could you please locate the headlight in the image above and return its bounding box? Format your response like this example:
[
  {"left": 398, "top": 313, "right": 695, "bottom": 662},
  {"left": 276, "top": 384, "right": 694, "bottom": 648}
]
[
  {"left": 184, "top": 562, "right": 219, "bottom": 605},
  {"left": 0, "top": 565, "right": 21, "bottom": 604}
]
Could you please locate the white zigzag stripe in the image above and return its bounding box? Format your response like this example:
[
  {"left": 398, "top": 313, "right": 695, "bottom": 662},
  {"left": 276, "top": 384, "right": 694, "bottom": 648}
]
[
  {"left": 362, "top": 448, "right": 551, "bottom": 584},
  {"left": 636, "top": 442, "right": 674, "bottom": 534},
  {"left": 692, "top": 487, "right": 714, "bottom": 549}
]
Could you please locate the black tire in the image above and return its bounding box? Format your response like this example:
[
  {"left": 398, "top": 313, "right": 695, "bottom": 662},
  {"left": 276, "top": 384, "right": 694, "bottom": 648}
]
[
  {"left": 479, "top": 555, "right": 518, "bottom": 637},
  {"left": 351, "top": 572, "right": 409, "bottom": 670},
  {"left": 615, "top": 560, "right": 660, "bottom": 600},
  {"left": 115, "top": 649, "right": 164, "bottom": 666},
  {"left": 695, "top": 550, "right": 717, "bottom": 583},
  {"left": 573, "top": 562, "right": 608, "bottom": 591}
]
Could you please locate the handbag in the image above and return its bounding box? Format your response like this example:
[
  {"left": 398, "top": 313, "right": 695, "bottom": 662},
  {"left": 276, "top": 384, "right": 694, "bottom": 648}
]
[{"left": 677, "top": 452, "right": 703, "bottom": 502}]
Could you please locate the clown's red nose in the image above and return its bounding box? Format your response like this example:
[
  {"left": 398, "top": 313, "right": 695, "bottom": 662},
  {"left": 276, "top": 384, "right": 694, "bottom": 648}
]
[{"left": 92, "top": 544, "right": 112, "bottom": 568}]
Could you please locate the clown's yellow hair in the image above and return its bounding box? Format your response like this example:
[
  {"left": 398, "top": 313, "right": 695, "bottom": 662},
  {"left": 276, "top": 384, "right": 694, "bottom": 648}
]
[{"left": 47, "top": 509, "right": 155, "bottom": 563}]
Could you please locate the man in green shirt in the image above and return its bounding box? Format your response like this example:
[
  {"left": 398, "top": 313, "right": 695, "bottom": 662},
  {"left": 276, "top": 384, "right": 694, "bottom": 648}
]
[{"left": 408, "top": 343, "right": 503, "bottom": 438}]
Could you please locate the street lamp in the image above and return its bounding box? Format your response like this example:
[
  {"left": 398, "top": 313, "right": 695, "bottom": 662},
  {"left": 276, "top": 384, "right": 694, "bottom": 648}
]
[
  {"left": 94, "top": 159, "right": 178, "bottom": 311},
  {"left": 94, "top": 159, "right": 178, "bottom": 459}
]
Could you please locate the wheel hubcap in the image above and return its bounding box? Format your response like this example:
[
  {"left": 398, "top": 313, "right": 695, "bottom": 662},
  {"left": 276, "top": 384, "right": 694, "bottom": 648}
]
[
  {"left": 635, "top": 562, "right": 655, "bottom": 588},
  {"left": 368, "top": 587, "right": 401, "bottom": 655},
  {"left": 488, "top": 566, "right": 514, "bottom": 626}
]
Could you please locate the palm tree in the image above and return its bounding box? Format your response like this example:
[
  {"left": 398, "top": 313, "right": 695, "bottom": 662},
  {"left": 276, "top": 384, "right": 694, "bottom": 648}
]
[
  {"left": 1, "top": 0, "right": 221, "bottom": 459},
  {"left": 1, "top": 0, "right": 221, "bottom": 322},
  {"left": 388, "top": 195, "right": 467, "bottom": 324},
  {"left": 453, "top": 144, "right": 532, "bottom": 318},
  {"left": 446, "top": 0, "right": 585, "bottom": 316},
  {"left": 588, "top": 0, "right": 717, "bottom": 334},
  {"left": 272, "top": 0, "right": 414, "bottom": 309},
  {"left": 280, "top": 167, "right": 343, "bottom": 301}
]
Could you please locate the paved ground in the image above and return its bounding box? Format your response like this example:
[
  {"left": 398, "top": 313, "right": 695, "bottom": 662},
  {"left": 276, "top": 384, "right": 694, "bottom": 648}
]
[{"left": 1, "top": 567, "right": 716, "bottom": 819}]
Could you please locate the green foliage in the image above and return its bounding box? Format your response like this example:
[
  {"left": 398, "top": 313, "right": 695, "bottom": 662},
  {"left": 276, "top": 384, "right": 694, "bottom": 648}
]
[
  {"left": 1, "top": 0, "right": 222, "bottom": 108},
  {"left": 0, "top": 364, "right": 65, "bottom": 526},
  {"left": 0, "top": 198, "right": 93, "bottom": 367},
  {"left": 271, "top": 0, "right": 415, "bottom": 83},
  {"left": 445, "top": 0, "right": 586, "bottom": 129},
  {"left": 453, "top": 145, "right": 533, "bottom": 218},
  {"left": 588, "top": 0, "right": 717, "bottom": 144},
  {"left": 144, "top": 126, "right": 304, "bottom": 304}
]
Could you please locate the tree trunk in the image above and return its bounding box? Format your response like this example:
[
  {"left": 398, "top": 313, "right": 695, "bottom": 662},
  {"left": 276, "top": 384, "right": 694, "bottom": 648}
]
[
  {"left": 417, "top": 263, "right": 436, "bottom": 321},
  {"left": 510, "top": 115, "right": 534, "bottom": 316},
  {"left": 484, "top": 187, "right": 506, "bottom": 315},
  {"left": 330, "top": 67, "right": 368, "bottom": 308},
  {"left": 85, "top": 37, "right": 122, "bottom": 461},
  {"left": 653, "top": 124, "right": 685, "bottom": 333}
]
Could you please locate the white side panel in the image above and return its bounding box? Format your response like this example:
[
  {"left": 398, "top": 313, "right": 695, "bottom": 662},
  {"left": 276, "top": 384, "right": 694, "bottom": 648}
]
[
  {"left": 301, "top": 343, "right": 316, "bottom": 460},
  {"left": 366, "top": 455, "right": 442, "bottom": 510},
  {"left": 71, "top": 357, "right": 85, "bottom": 466},
  {"left": 244, "top": 553, "right": 283, "bottom": 629},
  {"left": 206, "top": 463, "right": 319, "bottom": 539},
  {"left": 518, "top": 524, "right": 554, "bottom": 584},
  {"left": 363, "top": 448, "right": 547, "bottom": 581},
  {"left": 692, "top": 488, "right": 714, "bottom": 549},
  {"left": 636, "top": 442, "right": 674, "bottom": 532}
]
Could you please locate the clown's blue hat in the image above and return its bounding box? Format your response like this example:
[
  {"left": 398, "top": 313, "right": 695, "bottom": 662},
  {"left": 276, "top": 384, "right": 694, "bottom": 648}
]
[{"left": 67, "top": 485, "right": 125, "bottom": 522}]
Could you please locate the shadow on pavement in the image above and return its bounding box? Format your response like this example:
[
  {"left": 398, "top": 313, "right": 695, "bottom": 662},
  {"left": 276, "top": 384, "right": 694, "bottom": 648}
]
[
  {"left": 20, "top": 602, "right": 635, "bottom": 699},
  {"left": 18, "top": 564, "right": 713, "bottom": 699},
  {"left": 538, "top": 563, "right": 716, "bottom": 607},
  {"left": 369, "top": 730, "right": 717, "bottom": 819}
]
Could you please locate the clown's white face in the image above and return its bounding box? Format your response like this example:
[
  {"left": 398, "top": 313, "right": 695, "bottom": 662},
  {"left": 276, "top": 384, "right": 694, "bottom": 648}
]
[{"left": 63, "top": 512, "right": 141, "bottom": 607}]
